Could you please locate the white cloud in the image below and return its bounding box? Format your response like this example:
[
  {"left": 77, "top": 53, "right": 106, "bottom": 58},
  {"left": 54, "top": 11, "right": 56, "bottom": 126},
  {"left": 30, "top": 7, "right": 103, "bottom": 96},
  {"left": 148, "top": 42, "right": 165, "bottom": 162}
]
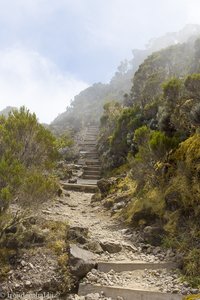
[
  {"left": 0, "top": 46, "right": 88, "bottom": 123},
  {"left": 186, "top": 0, "right": 200, "bottom": 23},
  {"left": 0, "top": 0, "right": 199, "bottom": 121}
]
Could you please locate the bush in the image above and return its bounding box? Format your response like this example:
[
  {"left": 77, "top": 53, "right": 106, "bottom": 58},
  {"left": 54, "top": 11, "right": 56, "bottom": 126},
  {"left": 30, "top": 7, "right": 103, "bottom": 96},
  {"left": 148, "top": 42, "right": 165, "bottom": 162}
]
[
  {"left": 0, "top": 107, "right": 59, "bottom": 244},
  {"left": 19, "top": 171, "right": 58, "bottom": 208},
  {"left": 190, "top": 103, "right": 200, "bottom": 126},
  {"left": 185, "top": 74, "right": 200, "bottom": 100},
  {"left": 162, "top": 78, "right": 182, "bottom": 102}
]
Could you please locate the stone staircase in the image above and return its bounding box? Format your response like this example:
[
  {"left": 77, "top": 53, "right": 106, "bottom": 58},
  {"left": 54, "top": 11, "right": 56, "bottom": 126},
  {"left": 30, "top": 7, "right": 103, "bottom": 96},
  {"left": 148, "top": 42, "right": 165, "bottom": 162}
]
[
  {"left": 62, "top": 126, "right": 185, "bottom": 300},
  {"left": 78, "top": 261, "right": 183, "bottom": 300},
  {"left": 62, "top": 126, "right": 101, "bottom": 193}
]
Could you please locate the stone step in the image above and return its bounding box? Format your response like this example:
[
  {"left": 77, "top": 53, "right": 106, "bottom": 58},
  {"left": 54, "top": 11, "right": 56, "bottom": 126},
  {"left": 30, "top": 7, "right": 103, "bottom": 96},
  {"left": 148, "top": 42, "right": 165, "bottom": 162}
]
[
  {"left": 87, "top": 128, "right": 99, "bottom": 131},
  {"left": 84, "top": 155, "right": 99, "bottom": 160},
  {"left": 78, "top": 284, "right": 182, "bottom": 300},
  {"left": 77, "top": 179, "right": 98, "bottom": 185},
  {"left": 81, "top": 155, "right": 99, "bottom": 160},
  {"left": 80, "top": 148, "right": 97, "bottom": 152},
  {"left": 80, "top": 143, "right": 97, "bottom": 147},
  {"left": 85, "top": 135, "right": 98, "bottom": 138},
  {"left": 85, "top": 160, "right": 100, "bottom": 166},
  {"left": 83, "top": 166, "right": 101, "bottom": 171},
  {"left": 83, "top": 140, "right": 97, "bottom": 143},
  {"left": 77, "top": 159, "right": 86, "bottom": 165},
  {"left": 81, "top": 156, "right": 99, "bottom": 161},
  {"left": 84, "top": 170, "right": 101, "bottom": 176},
  {"left": 82, "top": 175, "right": 101, "bottom": 180},
  {"left": 97, "top": 261, "right": 178, "bottom": 273},
  {"left": 80, "top": 151, "right": 98, "bottom": 155},
  {"left": 83, "top": 150, "right": 98, "bottom": 154},
  {"left": 62, "top": 182, "right": 98, "bottom": 193},
  {"left": 83, "top": 141, "right": 97, "bottom": 144},
  {"left": 84, "top": 152, "right": 98, "bottom": 156}
]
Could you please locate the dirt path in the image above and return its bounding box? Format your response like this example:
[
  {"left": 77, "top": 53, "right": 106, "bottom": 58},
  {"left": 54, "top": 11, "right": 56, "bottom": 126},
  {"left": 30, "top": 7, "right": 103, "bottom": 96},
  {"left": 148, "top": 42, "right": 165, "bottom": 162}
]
[
  {"left": 42, "top": 190, "right": 160, "bottom": 263},
  {"left": 40, "top": 190, "right": 194, "bottom": 299}
]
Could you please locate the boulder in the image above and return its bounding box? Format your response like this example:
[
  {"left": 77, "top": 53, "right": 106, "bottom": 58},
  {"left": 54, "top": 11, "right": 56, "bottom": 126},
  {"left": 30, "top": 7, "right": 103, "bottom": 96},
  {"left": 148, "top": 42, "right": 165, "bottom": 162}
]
[
  {"left": 69, "top": 244, "right": 96, "bottom": 279},
  {"left": 97, "top": 177, "right": 120, "bottom": 197},
  {"left": 100, "top": 241, "right": 122, "bottom": 253},
  {"left": 68, "top": 226, "right": 89, "bottom": 245},
  {"left": 85, "top": 240, "right": 104, "bottom": 254},
  {"left": 97, "top": 178, "right": 113, "bottom": 197},
  {"left": 68, "top": 178, "right": 78, "bottom": 184},
  {"left": 143, "top": 226, "right": 165, "bottom": 246},
  {"left": 112, "top": 201, "right": 126, "bottom": 211}
]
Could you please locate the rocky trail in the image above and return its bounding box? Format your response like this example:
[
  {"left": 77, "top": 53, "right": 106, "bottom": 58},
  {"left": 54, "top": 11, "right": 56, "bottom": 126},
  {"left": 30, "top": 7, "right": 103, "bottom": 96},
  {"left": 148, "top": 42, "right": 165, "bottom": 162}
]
[
  {"left": 2, "top": 126, "right": 196, "bottom": 300},
  {"left": 43, "top": 126, "right": 195, "bottom": 300}
]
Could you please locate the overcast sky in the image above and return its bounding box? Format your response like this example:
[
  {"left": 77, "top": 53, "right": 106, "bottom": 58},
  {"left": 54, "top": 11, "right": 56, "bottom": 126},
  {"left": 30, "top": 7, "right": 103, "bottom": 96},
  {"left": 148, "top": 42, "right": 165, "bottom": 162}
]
[{"left": 0, "top": 0, "right": 200, "bottom": 123}]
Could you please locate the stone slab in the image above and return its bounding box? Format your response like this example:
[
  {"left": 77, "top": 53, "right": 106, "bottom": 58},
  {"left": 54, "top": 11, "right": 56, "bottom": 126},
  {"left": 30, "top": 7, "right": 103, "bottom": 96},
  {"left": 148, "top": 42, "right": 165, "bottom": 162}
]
[
  {"left": 97, "top": 261, "right": 178, "bottom": 273},
  {"left": 78, "top": 284, "right": 183, "bottom": 300}
]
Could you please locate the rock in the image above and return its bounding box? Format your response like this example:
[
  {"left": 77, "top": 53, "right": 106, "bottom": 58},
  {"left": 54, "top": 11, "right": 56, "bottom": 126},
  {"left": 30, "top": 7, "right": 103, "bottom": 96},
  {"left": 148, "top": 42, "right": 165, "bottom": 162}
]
[
  {"left": 87, "top": 273, "right": 98, "bottom": 283},
  {"left": 68, "top": 178, "right": 78, "bottom": 184},
  {"left": 97, "top": 179, "right": 113, "bottom": 197},
  {"left": 103, "top": 198, "right": 114, "bottom": 209},
  {"left": 112, "top": 201, "right": 126, "bottom": 211},
  {"left": 120, "top": 229, "right": 130, "bottom": 235},
  {"left": 28, "top": 263, "right": 34, "bottom": 269},
  {"left": 122, "top": 242, "right": 137, "bottom": 253},
  {"left": 143, "top": 226, "right": 165, "bottom": 246},
  {"left": 64, "top": 191, "right": 71, "bottom": 197},
  {"left": 152, "top": 246, "right": 161, "bottom": 255},
  {"left": 97, "top": 178, "right": 119, "bottom": 197},
  {"left": 25, "top": 280, "right": 31, "bottom": 287},
  {"left": 86, "top": 240, "right": 104, "bottom": 254},
  {"left": 166, "top": 249, "right": 175, "bottom": 258},
  {"left": 85, "top": 293, "right": 100, "bottom": 300},
  {"left": 21, "top": 260, "right": 26, "bottom": 267},
  {"left": 190, "top": 288, "right": 199, "bottom": 294},
  {"left": 100, "top": 241, "right": 122, "bottom": 253},
  {"left": 69, "top": 244, "right": 96, "bottom": 279},
  {"left": 57, "top": 188, "right": 63, "bottom": 197},
  {"left": 68, "top": 226, "right": 89, "bottom": 244}
]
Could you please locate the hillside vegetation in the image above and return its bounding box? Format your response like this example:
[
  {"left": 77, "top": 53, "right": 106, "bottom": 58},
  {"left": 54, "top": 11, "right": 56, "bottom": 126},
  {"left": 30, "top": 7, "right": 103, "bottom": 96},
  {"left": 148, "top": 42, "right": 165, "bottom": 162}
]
[
  {"left": 51, "top": 25, "right": 200, "bottom": 133},
  {"left": 97, "top": 36, "right": 200, "bottom": 287},
  {"left": 0, "top": 107, "right": 73, "bottom": 293}
]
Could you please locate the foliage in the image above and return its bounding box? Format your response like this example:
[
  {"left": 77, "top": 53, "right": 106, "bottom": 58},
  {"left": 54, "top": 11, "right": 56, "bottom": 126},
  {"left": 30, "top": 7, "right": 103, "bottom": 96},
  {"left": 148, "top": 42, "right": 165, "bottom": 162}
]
[
  {"left": 124, "top": 187, "right": 165, "bottom": 227},
  {"left": 162, "top": 78, "right": 182, "bottom": 102},
  {"left": 19, "top": 170, "right": 58, "bottom": 208},
  {"left": 54, "top": 132, "right": 74, "bottom": 150},
  {"left": 131, "top": 43, "right": 191, "bottom": 108},
  {"left": 98, "top": 101, "right": 123, "bottom": 170},
  {"left": 110, "top": 106, "right": 142, "bottom": 158},
  {"left": 0, "top": 107, "right": 59, "bottom": 248},
  {"left": 97, "top": 35, "right": 200, "bottom": 284},
  {"left": 184, "top": 74, "right": 200, "bottom": 100},
  {"left": 184, "top": 294, "right": 200, "bottom": 300},
  {"left": 44, "top": 219, "right": 72, "bottom": 293},
  {"left": 190, "top": 103, "right": 200, "bottom": 126}
]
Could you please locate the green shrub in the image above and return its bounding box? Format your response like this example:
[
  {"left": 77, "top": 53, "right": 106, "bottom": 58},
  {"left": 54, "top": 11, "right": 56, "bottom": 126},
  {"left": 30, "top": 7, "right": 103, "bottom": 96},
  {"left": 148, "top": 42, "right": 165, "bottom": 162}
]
[
  {"left": 19, "top": 171, "right": 58, "bottom": 208},
  {"left": 0, "top": 107, "right": 59, "bottom": 243}
]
